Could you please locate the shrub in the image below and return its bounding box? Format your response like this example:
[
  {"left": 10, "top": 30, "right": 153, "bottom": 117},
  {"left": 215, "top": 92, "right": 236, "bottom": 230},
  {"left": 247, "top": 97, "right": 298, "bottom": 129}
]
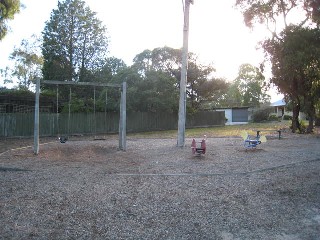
[
  {"left": 299, "top": 120, "right": 306, "bottom": 133},
  {"left": 268, "top": 115, "right": 279, "bottom": 121},
  {"left": 252, "top": 107, "right": 273, "bottom": 123},
  {"left": 283, "top": 115, "right": 292, "bottom": 120},
  {"left": 289, "top": 120, "right": 307, "bottom": 133}
]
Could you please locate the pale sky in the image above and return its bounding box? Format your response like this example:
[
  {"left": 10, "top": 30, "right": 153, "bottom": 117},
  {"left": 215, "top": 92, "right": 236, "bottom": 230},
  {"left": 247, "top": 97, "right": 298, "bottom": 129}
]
[{"left": 0, "top": 0, "right": 283, "bottom": 101}]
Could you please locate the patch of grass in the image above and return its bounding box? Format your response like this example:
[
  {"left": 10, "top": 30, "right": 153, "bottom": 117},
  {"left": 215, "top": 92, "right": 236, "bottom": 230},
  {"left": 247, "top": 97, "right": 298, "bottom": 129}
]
[{"left": 128, "top": 121, "right": 291, "bottom": 138}]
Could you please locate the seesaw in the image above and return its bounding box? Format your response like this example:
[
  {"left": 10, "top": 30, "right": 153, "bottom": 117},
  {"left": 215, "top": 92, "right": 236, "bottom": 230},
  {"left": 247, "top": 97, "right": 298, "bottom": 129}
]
[
  {"left": 241, "top": 131, "right": 267, "bottom": 149},
  {"left": 191, "top": 135, "right": 206, "bottom": 155}
]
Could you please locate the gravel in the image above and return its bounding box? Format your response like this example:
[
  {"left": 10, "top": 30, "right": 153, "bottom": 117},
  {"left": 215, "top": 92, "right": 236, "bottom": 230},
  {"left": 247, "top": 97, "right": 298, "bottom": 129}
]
[{"left": 0, "top": 133, "right": 319, "bottom": 239}]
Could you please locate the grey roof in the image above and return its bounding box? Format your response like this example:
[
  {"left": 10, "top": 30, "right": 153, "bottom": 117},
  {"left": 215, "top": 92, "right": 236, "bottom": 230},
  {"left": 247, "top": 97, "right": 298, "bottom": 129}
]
[{"left": 271, "top": 99, "right": 286, "bottom": 106}]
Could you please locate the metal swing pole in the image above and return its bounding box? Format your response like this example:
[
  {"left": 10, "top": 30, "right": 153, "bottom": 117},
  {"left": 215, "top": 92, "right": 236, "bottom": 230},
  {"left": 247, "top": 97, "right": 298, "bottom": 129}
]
[
  {"left": 119, "top": 82, "right": 126, "bottom": 151},
  {"left": 105, "top": 89, "right": 108, "bottom": 130},
  {"left": 34, "top": 78, "right": 40, "bottom": 155},
  {"left": 68, "top": 87, "right": 71, "bottom": 136},
  {"left": 93, "top": 86, "right": 96, "bottom": 137},
  {"left": 56, "top": 85, "right": 60, "bottom": 137}
]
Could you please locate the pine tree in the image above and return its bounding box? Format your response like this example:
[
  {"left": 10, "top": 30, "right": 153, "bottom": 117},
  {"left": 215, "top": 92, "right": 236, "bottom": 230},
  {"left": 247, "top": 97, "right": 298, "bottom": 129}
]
[{"left": 42, "top": 0, "right": 109, "bottom": 82}]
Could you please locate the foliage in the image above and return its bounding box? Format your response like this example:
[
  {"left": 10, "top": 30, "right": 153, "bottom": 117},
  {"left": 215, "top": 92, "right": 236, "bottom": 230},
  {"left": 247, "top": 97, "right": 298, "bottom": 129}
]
[
  {"left": 283, "top": 115, "right": 292, "bottom": 120},
  {"left": 305, "top": 0, "right": 320, "bottom": 25},
  {"left": 132, "top": 46, "right": 228, "bottom": 112},
  {"left": 199, "top": 77, "right": 229, "bottom": 109},
  {"left": 268, "top": 114, "right": 279, "bottom": 121},
  {"left": 111, "top": 66, "right": 179, "bottom": 113},
  {"left": 134, "top": 70, "right": 179, "bottom": 113},
  {"left": 8, "top": 35, "right": 43, "bottom": 89},
  {"left": 0, "top": 0, "right": 20, "bottom": 40},
  {"left": 235, "top": 0, "right": 318, "bottom": 31},
  {"left": 235, "top": 64, "right": 270, "bottom": 107},
  {"left": 251, "top": 107, "right": 274, "bottom": 122},
  {"left": 0, "top": 66, "right": 13, "bottom": 85},
  {"left": 219, "top": 64, "right": 270, "bottom": 108},
  {"left": 263, "top": 26, "right": 320, "bottom": 132},
  {"left": 42, "top": 0, "right": 109, "bottom": 82},
  {"left": 94, "top": 57, "right": 127, "bottom": 83},
  {"left": 235, "top": 0, "right": 320, "bottom": 133},
  {"left": 218, "top": 81, "right": 242, "bottom": 107},
  {"left": 290, "top": 119, "right": 307, "bottom": 133},
  {"left": 0, "top": 87, "right": 34, "bottom": 98}
]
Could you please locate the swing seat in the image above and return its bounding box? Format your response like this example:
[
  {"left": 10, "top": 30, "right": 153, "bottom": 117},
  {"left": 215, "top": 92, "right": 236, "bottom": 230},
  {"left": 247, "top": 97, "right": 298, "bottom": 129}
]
[{"left": 59, "top": 136, "right": 68, "bottom": 143}]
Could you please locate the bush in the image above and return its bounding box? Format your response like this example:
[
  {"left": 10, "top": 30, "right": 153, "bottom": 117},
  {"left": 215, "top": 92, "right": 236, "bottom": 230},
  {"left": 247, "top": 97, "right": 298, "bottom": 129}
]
[
  {"left": 289, "top": 120, "right": 307, "bottom": 133},
  {"left": 252, "top": 107, "right": 273, "bottom": 123},
  {"left": 299, "top": 120, "right": 306, "bottom": 133},
  {"left": 268, "top": 115, "right": 279, "bottom": 121},
  {"left": 283, "top": 115, "right": 292, "bottom": 120}
]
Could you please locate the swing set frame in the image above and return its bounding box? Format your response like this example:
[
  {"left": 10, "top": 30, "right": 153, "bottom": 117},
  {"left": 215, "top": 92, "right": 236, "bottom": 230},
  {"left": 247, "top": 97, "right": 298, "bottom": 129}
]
[{"left": 33, "top": 79, "right": 127, "bottom": 154}]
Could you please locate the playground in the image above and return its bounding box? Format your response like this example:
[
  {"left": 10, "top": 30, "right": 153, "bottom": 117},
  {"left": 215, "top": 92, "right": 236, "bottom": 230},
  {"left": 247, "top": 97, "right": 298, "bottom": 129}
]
[{"left": 0, "top": 132, "right": 319, "bottom": 239}]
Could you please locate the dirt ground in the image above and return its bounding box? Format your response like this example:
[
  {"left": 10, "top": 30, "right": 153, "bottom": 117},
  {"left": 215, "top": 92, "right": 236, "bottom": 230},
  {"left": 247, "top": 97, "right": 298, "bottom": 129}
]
[{"left": 0, "top": 131, "right": 320, "bottom": 239}]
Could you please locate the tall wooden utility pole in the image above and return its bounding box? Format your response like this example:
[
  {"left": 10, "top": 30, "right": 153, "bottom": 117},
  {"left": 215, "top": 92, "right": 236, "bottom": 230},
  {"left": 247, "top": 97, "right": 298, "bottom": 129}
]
[{"left": 177, "top": 0, "right": 193, "bottom": 147}]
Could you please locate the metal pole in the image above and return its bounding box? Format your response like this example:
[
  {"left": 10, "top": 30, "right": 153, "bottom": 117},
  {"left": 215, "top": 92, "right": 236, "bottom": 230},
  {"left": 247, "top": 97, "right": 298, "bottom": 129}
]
[
  {"left": 68, "top": 87, "right": 71, "bottom": 136},
  {"left": 34, "top": 78, "right": 40, "bottom": 155},
  {"left": 93, "top": 86, "right": 96, "bottom": 136},
  {"left": 119, "top": 82, "right": 127, "bottom": 151},
  {"left": 56, "top": 85, "right": 59, "bottom": 136},
  {"left": 177, "top": 0, "right": 193, "bottom": 147}
]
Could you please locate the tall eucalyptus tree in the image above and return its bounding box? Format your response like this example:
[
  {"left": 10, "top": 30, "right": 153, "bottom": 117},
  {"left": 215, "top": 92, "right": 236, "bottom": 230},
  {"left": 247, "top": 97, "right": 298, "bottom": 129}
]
[
  {"left": 235, "top": 0, "right": 320, "bottom": 132},
  {"left": 0, "top": 0, "right": 20, "bottom": 40},
  {"left": 42, "top": 0, "right": 109, "bottom": 82}
]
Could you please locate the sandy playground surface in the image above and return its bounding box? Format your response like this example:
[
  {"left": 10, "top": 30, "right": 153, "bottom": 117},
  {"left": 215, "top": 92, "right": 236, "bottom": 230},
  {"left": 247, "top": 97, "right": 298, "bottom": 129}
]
[{"left": 0, "top": 132, "right": 319, "bottom": 239}]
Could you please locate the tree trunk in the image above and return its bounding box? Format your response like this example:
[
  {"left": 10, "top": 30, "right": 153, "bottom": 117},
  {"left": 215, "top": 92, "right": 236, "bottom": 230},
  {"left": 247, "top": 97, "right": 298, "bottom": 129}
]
[
  {"left": 306, "top": 101, "right": 315, "bottom": 133},
  {"left": 291, "top": 99, "right": 300, "bottom": 133},
  {"left": 68, "top": 15, "right": 75, "bottom": 82},
  {"left": 79, "top": 33, "right": 87, "bottom": 82}
]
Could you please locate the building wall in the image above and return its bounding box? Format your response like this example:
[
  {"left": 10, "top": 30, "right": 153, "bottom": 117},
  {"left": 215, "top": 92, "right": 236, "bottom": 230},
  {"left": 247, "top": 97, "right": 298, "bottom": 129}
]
[
  {"left": 271, "top": 106, "right": 307, "bottom": 120},
  {"left": 216, "top": 108, "right": 249, "bottom": 125}
]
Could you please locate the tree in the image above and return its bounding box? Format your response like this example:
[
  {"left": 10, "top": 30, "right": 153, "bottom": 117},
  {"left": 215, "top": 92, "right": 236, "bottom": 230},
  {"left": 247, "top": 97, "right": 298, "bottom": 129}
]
[
  {"left": 133, "top": 46, "right": 181, "bottom": 79},
  {"left": 218, "top": 81, "right": 242, "bottom": 107},
  {"left": 93, "top": 57, "right": 127, "bottom": 83},
  {"left": 0, "top": 66, "right": 13, "bottom": 85},
  {"left": 263, "top": 26, "right": 320, "bottom": 132},
  {"left": 197, "top": 77, "right": 229, "bottom": 109},
  {"left": 217, "top": 64, "right": 270, "bottom": 108},
  {"left": 132, "top": 46, "right": 226, "bottom": 112},
  {"left": 133, "top": 70, "right": 179, "bottom": 113},
  {"left": 0, "top": 0, "right": 20, "bottom": 40},
  {"left": 235, "top": 64, "right": 270, "bottom": 107},
  {"left": 235, "top": 0, "right": 320, "bottom": 132},
  {"left": 235, "top": 0, "right": 318, "bottom": 31},
  {"left": 305, "top": 0, "right": 320, "bottom": 25},
  {"left": 9, "top": 35, "right": 43, "bottom": 89},
  {"left": 42, "top": 0, "right": 109, "bottom": 82},
  {"left": 186, "top": 55, "right": 216, "bottom": 109}
]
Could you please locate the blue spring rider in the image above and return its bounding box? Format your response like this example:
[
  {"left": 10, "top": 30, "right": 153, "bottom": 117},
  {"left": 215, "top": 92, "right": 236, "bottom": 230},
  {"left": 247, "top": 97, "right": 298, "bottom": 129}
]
[{"left": 241, "top": 131, "right": 267, "bottom": 149}]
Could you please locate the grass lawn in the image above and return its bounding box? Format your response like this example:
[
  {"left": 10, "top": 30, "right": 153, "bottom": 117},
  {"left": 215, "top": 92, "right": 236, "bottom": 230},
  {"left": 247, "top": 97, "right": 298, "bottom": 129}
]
[{"left": 129, "top": 121, "right": 292, "bottom": 138}]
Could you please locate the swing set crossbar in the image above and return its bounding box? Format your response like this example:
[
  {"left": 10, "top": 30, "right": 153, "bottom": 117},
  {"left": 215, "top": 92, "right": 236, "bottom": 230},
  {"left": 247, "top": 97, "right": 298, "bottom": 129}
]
[{"left": 42, "top": 80, "right": 121, "bottom": 88}]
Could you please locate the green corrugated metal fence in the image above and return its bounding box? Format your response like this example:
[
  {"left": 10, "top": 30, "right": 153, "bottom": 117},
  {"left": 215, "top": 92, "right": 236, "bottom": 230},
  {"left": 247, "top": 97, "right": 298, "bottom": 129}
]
[{"left": 0, "top": 111, "right": 225, "bottom": 138}]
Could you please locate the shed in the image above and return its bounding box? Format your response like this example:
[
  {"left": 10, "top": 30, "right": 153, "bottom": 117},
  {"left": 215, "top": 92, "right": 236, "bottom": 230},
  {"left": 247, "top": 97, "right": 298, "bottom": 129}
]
[{"left": 215, "top": 107, "right": 250, "bottom": 125}]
